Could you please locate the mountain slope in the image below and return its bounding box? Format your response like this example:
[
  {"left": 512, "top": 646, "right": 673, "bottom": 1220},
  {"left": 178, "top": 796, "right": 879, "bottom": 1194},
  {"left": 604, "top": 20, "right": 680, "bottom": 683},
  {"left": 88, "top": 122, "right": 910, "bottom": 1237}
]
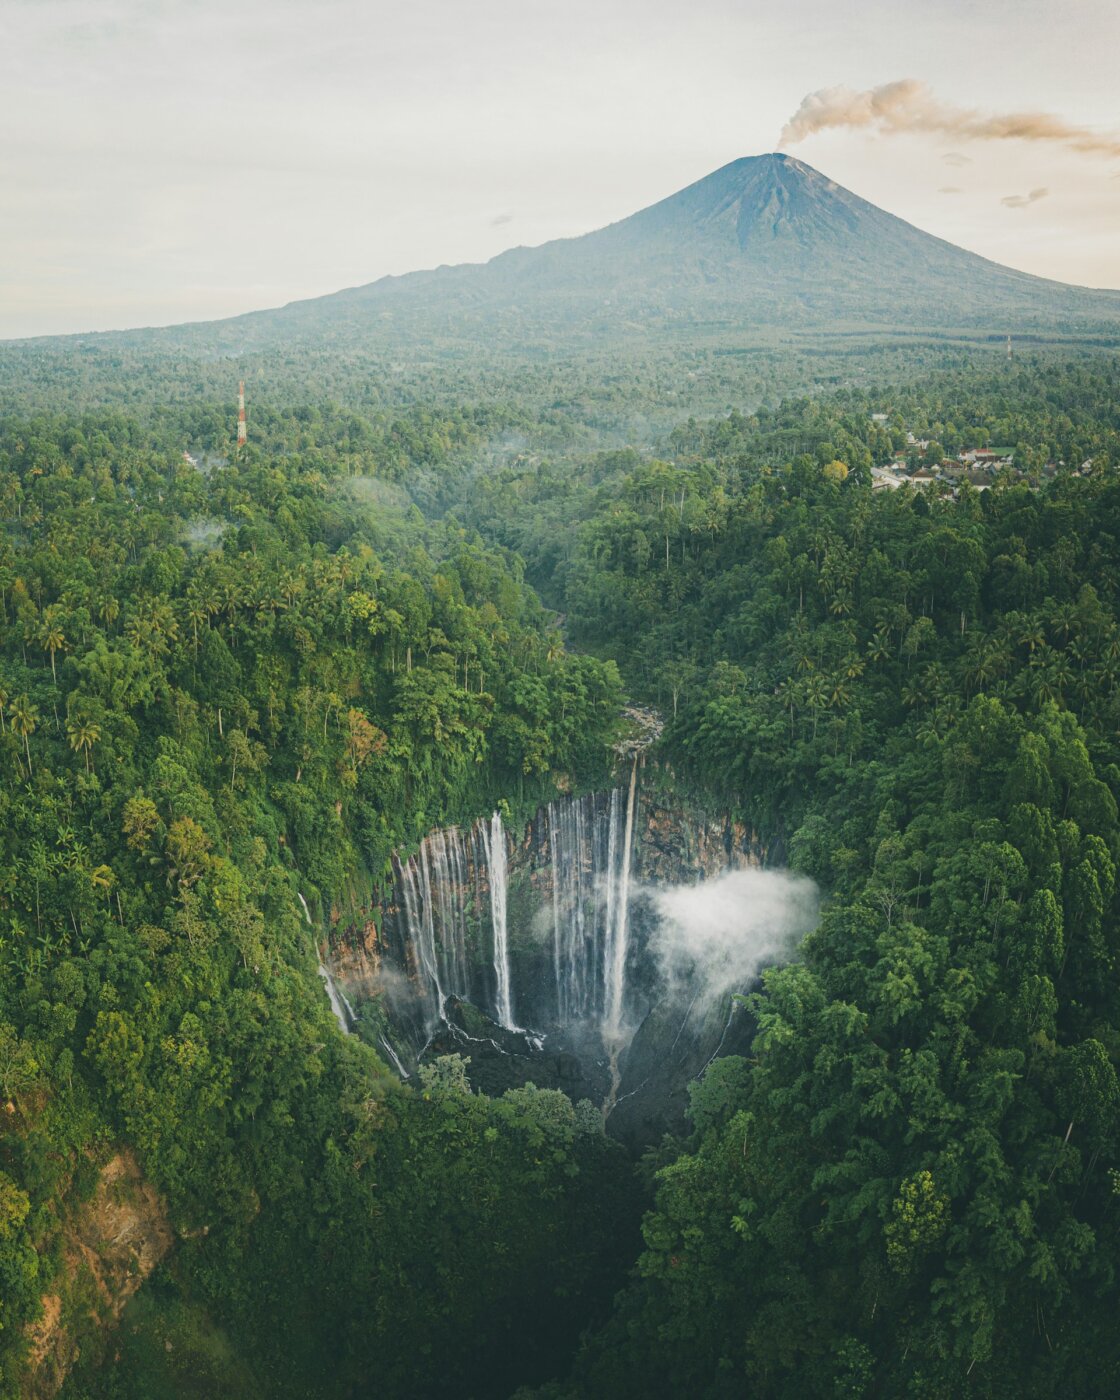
[
  {"left": 9, "top": 154, "right": 1120, "bottom": 357},
  {"left": 198, "top": 153, "right": 1120, "bottom": 350}
]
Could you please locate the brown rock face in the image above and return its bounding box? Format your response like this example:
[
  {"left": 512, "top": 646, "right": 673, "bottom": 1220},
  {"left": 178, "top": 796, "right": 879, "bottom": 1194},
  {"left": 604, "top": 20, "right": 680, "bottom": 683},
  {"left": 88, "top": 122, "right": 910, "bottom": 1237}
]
[
  {"left": 24, "top": 1149, "right": 174, "bottom": 1398},
  {"left": 636, "top": 798, "right": 768, "bottom": 886}
]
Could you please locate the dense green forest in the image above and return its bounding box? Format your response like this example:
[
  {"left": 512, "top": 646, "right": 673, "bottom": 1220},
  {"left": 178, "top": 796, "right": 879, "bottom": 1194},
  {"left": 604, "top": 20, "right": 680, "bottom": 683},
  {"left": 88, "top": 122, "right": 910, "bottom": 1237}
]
[
  {"left": 0, "top": 336, "right": 1019, "bottom": 448},
  {"left": 0, "top": 413, "right": 630, "bottom": 1398},
  {"left": 494, "top": 356, "right": 1120, "bottom": 1397},
  {"left": 4, "top": 352, "right": 1120, "bottom": 1398}
]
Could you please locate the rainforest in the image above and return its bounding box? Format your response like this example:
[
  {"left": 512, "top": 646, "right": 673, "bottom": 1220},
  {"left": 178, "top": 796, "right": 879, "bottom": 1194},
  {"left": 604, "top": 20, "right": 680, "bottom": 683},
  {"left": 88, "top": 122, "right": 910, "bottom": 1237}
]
[{"left": 0, "top": 344, "right": 1119, "bottom": 1400}]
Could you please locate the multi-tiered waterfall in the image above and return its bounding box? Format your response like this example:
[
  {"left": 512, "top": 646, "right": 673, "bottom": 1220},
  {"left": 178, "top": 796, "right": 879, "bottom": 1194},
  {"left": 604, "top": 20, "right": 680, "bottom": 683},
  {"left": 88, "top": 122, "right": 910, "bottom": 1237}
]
[
  {"left": 388, "top": 759, "right": 644, "bottom": 1052},
  {"left": 322, "top": 736, "right": 819, "bottom": 1142}
]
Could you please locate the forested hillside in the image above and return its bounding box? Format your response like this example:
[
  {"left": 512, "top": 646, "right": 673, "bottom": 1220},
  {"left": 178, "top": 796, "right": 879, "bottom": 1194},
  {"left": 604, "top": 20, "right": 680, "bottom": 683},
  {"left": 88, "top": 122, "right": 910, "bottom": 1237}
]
[
  {"left": 476, "top": 358, "right": 1120, "bottom": 1396},
  {"left": 4, "top": 354, "right": 1120, "bottom": 1399},
  {"left": 0, "top": 414, "right": 629, "bottom": 1398}
]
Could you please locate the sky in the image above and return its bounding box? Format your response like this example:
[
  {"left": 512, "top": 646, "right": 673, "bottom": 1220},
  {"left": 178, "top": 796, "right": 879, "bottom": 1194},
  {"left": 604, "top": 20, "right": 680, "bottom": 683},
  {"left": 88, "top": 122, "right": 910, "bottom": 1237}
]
[{"left": 3, "top": 0, "right": 1119, "bottom": 338}]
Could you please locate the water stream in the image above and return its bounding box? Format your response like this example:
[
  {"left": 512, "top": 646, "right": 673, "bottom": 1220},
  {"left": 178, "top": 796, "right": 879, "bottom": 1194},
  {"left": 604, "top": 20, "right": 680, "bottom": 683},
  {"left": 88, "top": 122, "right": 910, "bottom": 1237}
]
[{"left": 300, "top": 892, "right": 353, "bottom": 1036}]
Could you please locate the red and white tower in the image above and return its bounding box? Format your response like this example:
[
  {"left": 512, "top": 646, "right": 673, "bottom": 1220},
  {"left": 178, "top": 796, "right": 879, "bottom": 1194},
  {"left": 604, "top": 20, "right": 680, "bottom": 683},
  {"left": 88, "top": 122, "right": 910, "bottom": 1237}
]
[{"left": 237, "top": 381, "right": 247, "bottom": 449}]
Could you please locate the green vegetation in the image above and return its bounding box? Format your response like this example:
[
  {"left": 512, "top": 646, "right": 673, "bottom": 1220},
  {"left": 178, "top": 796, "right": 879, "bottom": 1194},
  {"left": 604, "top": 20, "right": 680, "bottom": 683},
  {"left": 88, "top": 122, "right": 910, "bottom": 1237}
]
[
  {"left": 0, "top": 413, "right": 628, "bottom": 1398},
  {"left": 4, "top": 350, "right": 1120, "bottom": 1398},
  {"left": 486, "top": 357, "right": 1120, "bottom": 1396}
]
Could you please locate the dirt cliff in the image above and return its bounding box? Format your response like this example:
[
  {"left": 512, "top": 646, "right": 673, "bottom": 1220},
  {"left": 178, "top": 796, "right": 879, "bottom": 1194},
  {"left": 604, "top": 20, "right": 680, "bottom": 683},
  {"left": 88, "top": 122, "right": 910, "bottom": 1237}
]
[{"left": 24, "top": 1149, "right": 173, "bottom": 1398}]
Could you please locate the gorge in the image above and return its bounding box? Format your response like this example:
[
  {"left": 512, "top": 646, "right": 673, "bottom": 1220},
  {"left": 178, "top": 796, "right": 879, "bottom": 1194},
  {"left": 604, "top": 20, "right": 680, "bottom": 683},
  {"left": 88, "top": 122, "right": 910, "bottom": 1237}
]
[{"left": 314, "top": 760, "right": 820, "bottom": 1144}]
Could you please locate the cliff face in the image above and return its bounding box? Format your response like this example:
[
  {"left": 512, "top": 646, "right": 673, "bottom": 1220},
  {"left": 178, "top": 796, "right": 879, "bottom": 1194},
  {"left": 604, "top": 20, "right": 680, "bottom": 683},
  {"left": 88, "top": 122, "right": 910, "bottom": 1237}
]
[
  {"left": 325, "top": 786, "right": 770, "bottom": 1030},
  {"left": 632, "top": 795, "right": 771, "bottom": 885},
  {"left": 24, "top": 1149, "right": 173, "bottom": 1398},
  {"left": 321, "top": 781, "right": 780, "bottom": 1146}
]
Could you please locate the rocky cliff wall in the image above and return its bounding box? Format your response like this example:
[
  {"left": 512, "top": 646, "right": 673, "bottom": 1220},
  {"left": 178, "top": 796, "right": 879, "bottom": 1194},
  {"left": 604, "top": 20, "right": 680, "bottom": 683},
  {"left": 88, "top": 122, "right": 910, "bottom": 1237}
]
[{"left": 24, "top": 1149, "right": 173, "bottom": 1398}]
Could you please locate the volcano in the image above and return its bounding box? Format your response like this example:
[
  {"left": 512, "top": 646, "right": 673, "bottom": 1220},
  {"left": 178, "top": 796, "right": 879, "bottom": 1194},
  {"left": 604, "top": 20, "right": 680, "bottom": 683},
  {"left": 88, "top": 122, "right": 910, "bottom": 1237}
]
[
  {"left": 178, "top": 153, "right": 1120, "bottom": 350},
  {"left": 9, "top": 154, "right": 1120, "bottom": 354}
]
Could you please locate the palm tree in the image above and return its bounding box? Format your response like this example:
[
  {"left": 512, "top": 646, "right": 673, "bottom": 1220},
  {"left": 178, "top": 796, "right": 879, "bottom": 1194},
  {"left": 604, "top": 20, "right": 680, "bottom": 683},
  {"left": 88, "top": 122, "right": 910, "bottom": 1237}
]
[
  {"left": 280, "top": 571, "right": 304, "bottom": 608},
  {"left": 867, "top": 628, "right": 892, "bottom": 666},
  {"left": 1049, "top": 603, "right": 1078, "bottom": 645},
  {"left": 9, "top": 694, "right": 38, "bottom": 776},
  {"left": 1018, "top": 618, "right": 1046, "bottom": 654},
  {"left": 774, "top": 678, "right": 798, "bottom": 739},
  {"left": 67, "top": 717, "right": 102, "bottom": 774},
  {"left": 184, "top": 594, "right": 210, "bottom": 651},
  {"left": 843, "top": 654, "right": 866, "bottom": 682},
  {"left": 803, "top": 674, "right": 829, "bottom": 739},
  {"left": 901, "top": 682, "right": 925, "bottom": 709},
  {"left": 90, "top": 864, "right": 114, "bottom": 898},
  {"left": 38, "top": 606, "right": 67, "bottom": 681}
]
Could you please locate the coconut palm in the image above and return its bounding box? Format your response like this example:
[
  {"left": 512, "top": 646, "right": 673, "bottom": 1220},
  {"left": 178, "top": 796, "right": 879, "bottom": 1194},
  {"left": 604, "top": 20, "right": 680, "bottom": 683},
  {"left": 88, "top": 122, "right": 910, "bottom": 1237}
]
[
  {"left": 38, "top": 606, "right": 67, "bottom": 681},
  {"left": 66, "top": 717, "right": 102, "bottom": 774},
  {"left": 9, "top": 694, "right": 38, "bottom": 776}
]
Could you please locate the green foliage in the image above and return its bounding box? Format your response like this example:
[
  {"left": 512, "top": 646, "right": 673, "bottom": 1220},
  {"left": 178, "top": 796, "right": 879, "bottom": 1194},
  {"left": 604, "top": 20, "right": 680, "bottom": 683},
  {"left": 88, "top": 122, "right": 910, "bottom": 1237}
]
[
  {"left": 497, "top": 358, "right": 1120, "bottom": 1398},
  {"left": 0, "top": 408, "right": 627, "bottom": 1396},
  {"left": 7, "top": 351, "right": 1120, "bottom": 1399}
]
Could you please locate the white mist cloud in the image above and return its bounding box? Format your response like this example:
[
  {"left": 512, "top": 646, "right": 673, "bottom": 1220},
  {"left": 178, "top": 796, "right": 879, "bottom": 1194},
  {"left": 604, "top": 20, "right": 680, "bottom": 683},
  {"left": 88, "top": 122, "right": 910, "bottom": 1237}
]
[
  {"left": 182, "top": 518, "right": 226, "bottom": 550},
  {"left": 943, "top": 152, "right": 972, "bottom": 167},
  {"left": 345, "top": 476, "right": 415, "bottom": 512},
  {"left": 648, "top": 868, "right": 819, "bottom": 1009},
  {"left": 939, "top": 185, "right": 962, "bottom": 194},
  {"left": 781, "top": 79, "right": 1120, "bottom": 159},
  {"left": 1002, "top": 187, "right": 1049, "bottom": 208}
]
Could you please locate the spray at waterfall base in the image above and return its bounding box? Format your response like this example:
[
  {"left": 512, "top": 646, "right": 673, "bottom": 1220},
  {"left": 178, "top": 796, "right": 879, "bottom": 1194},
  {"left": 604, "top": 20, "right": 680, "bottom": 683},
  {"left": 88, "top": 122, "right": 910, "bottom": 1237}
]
[{"left": 328, "top": 787, "right": 819, "bottom": 1143}]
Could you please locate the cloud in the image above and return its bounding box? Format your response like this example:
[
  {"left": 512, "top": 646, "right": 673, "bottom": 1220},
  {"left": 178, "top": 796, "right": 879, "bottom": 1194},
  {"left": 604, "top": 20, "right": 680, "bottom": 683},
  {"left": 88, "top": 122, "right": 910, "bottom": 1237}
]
[
  {"left": 939, "top": 185, "right": 961, "bottom": 194},
  {"left": 943, "top": 152, "right": 972, "bottom": 167},
  {"left": 781, "top": 79, "right": 1120, "bottom": 159},
  {"left": 647, "top": 868, "right": 819, "bottom": 1010},
  {"left": 490, "top": 211, "right": 514, "bottom": 226},
  {"left": 1001, "top": 187, "right": 1049, "bottom": 208}
]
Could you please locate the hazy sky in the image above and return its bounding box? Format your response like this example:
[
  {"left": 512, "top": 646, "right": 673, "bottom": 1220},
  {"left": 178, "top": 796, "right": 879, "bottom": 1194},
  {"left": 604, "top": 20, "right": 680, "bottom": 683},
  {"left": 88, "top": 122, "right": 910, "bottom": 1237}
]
[{"left": 3, "top": 0, "right": 1119, "bottom": 338}]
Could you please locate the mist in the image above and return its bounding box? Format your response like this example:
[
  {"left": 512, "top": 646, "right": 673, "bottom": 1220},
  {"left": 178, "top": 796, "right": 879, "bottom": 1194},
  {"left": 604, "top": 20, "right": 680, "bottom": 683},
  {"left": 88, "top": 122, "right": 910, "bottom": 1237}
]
[
  {"left": 182, "top": 518, "right": 227, "bottom": 551},
  {"left": 346, "top": 475, "right": 416, "bottom": 513},
  {"left": 648, "top": 868, "right": 820, "bottom": 1010}
]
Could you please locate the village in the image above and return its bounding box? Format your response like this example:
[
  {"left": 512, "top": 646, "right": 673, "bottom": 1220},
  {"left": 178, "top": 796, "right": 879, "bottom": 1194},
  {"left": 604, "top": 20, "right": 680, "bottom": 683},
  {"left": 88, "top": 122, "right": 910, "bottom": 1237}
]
[{"left": 868, "top": 415, "right": 1092, "bottom": 496}]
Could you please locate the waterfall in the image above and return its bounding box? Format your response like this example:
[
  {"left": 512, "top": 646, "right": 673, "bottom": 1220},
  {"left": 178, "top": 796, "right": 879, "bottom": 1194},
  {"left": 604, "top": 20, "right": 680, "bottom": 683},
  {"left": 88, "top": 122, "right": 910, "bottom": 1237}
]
[
  {"left": 481, "top": 812, "right": 516, "bottom": 1029},
  {"left": 299, "top": 889, "right": 416, "bottom": 1077},
  {"left": 389, "top": 773, "right": 645, "bottom": 1041},
  {"left": 550, "top": 795, "right": 584, "bottom": 1024},
  {"left": 545, "top": 780, "right": 640, "bottom": 1031},
  {"left": 299, "top": 891, "right": 352, "bottom": 1036},
  {"left": 318, "top": 964, "right": 353, "bottom": 1035},
  {"left": 378, "top": 1035, "right": 411, "bottom": 1079},
  {"left": 604, "top": 756, "right": 640, "bottom": 1041},
  {"left": 397, "top": 847, "right": 445, "bottom": 1018},
  {"left": 395, "top": 800, "right": 607, "bottom": 1034},
  {"left": 549, "top": 791, "right": 609, "bottom": 1024},
  {"left": 395, "top": 819, "right": 511, "bottom": 1029}
]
